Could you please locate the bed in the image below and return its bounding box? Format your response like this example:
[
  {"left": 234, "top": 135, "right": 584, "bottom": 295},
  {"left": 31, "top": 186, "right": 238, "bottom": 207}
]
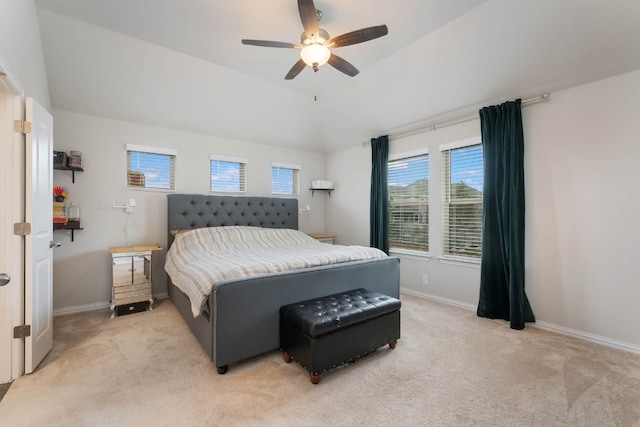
[{"left": 166, "top": 194, "right": 400, "bottom": 374}]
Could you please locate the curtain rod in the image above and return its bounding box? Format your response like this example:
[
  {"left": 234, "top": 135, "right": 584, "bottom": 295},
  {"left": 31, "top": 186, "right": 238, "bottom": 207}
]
[{"left": 362, "top": 92, "right": 550, "bottom": 147}]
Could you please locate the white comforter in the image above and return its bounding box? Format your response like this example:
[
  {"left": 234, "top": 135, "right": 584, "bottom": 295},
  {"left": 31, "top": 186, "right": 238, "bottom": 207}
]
[{"left": 165, "top": 226, "right": 387, "bottom": 316}]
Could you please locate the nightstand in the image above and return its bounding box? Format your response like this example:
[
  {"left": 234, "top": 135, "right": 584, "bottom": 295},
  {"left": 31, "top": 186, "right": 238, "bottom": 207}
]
[
  {"left": 108, "top": 244, "right": 162, "bottom": 318},
  {"left": 308, "top": 233, "right": 337, "bottom": 244}
]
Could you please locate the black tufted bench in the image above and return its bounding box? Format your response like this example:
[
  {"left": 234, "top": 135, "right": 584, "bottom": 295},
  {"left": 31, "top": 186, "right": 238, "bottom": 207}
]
[{"left": 279, "top": 289, "right": 401, "bottom": 384}]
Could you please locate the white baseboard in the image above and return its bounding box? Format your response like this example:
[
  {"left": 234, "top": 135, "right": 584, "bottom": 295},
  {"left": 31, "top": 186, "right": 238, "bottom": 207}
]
[
  {"left": 400, "top": 287, "right": 640, "bottom": 356},
  {"left": 53, "top": 301, "right": 109, "bottom": 317},
  {"left": 533, "top": 321, "right": 640, "bottom": 355},
  {"left": 53, "top": 293, "right": 170, "bottom": 317},
  {"left": 400, "top": 287, "right": 477, "bottom": 312}
]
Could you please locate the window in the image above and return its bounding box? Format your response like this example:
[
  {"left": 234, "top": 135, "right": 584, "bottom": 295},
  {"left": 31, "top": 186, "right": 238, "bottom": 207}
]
[
  {"left": 271, "top": 162, "right": 300, "bottom": 195},
  {"left": 388, "top": 150, "right": 429, "bottom": 252},
  {"left": 210, "top": 155, "right": 247, "bottom": 193},
  {"left": 441, "top": 137, "right": 483, "bottom": 259},
  {"left": 126, "top": 144, "right": 176, "bottom": 191}
]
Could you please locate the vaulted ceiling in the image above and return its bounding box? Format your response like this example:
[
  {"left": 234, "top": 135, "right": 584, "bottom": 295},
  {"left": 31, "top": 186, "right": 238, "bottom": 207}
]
[{"left": 35, "top": 0, "right": 640, "bottom": 153}]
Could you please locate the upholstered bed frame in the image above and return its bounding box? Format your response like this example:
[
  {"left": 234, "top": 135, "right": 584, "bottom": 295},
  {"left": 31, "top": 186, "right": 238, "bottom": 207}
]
[{"left": 166, "top": 194, "right": 400, "bottom": 374}]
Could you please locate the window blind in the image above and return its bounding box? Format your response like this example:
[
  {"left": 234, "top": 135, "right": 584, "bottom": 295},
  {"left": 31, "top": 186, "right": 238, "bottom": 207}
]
[
  {"left": 210, "top": 155, "right": 247, "bottom": 193},
  {"left": 388, "top": 153, "right": 429, "bottom": 252},
  {"left": 126, "top": 145, "right": 176, "bottom": 191},
  {"left": 441, "top": 141, "right": 483, "bottom": 258},
  {"left": 272, "top": 163, "right": 300, "bottom": 195}
]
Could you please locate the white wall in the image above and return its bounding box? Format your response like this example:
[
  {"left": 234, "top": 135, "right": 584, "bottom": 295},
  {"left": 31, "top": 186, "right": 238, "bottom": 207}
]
[
  {"left": 0, "top": 0, "right": 51, "bottom": 110},
  {"left": 525, "top": 69, "right": 640, "bottom": 347},
  {"left": 327, "top": 69, "right": 640, "bottom": 349},
  {"left": 51, "top": 109, "right": 327, "bottom": 312}
]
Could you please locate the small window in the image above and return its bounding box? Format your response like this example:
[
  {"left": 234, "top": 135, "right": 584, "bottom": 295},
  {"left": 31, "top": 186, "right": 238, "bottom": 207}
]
[
  {"left": 210, "top": 155, "right": 247, "bottom": 193},
  {"left": 440, "top": 137, "right": 483, "bottom": 259},
  {"left": 388, "top": 150, "right": 429, "bottom": 252},
  {"left": 272, "top": 162, "right": 300, "bottom": 195},
  {"left": 126, "top": 144, "right": 176, "bottom": 191}
]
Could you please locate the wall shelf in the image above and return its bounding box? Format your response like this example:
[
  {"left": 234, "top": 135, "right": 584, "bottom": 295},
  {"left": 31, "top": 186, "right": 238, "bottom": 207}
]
[
  {"left": 309, "top": 188, "right": 333, "bottom": 197},
  {"left": 53, "top": 164, "right": 84, "bottom": 183},
  {"left": 53, "top": 221, "right": 83, "bottom": 242}
]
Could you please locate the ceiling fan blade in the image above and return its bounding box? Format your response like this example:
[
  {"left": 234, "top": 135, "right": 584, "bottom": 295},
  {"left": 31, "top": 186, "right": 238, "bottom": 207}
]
[
  {"left": 242, "top": 39, "right": 301, "bottom": 49},
  {"left": 298, "top": 0, "right": 319, "bottom": 40},
  {"left": 328, "top": 54, "right": 359, "bottom": 77},
  {"left": 327, "top": 25, "right": 389, "bottom": 48},
  {"left": 285, "top": 59, "right": 307, "bottom": 80}
]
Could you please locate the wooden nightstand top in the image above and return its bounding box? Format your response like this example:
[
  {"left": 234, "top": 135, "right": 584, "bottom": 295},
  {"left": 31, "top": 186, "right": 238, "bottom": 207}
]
[
  {"left": 308, "top": 234, "right": 337, "bottom": 240},
  {"left": 109, "top": 243, "right": 163, "bottom": 254}
]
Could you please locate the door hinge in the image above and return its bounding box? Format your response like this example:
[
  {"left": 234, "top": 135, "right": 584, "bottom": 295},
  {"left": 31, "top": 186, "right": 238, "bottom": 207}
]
[
  {"left": 13, "top": 222, "right": 32, "bottom": 236},
  {"left": 13, "top": 325, "right": 31, "bottom": 339},
  {"left": 14, "top": 120, "right": 32, "bottom": 134}
]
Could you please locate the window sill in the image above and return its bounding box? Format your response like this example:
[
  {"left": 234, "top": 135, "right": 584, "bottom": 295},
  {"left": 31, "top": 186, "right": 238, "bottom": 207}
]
[
  {"left": 389, "top": 249, "right": 431, "bottom": 261},
  {"left": 438, "top": 255, "right": 481, "bottom": 268},
  {"left": 210, "top": 190, "right": 246, "bottom": 195},
  {"left": 128, "top": 187, "right": 175, "bottom": 193}
]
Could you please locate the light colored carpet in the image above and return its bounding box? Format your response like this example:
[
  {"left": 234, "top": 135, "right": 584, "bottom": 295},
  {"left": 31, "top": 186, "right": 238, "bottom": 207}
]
[{"left": 1, "top": 294, "right": 639, "bottom": 426}]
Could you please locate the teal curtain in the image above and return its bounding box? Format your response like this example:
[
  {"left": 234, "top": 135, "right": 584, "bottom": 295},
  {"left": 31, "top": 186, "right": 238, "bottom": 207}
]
[
  {"left": 370, "top": 135, "right": 389, "bottom": 254},
  {"left": 477, "top": 99, "right": 535, "bottom": 330}
]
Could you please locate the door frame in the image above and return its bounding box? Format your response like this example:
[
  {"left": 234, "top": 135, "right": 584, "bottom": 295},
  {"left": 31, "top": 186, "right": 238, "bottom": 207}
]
[{"left": 0, "top": 56, "right": 26, "bottom": 382}]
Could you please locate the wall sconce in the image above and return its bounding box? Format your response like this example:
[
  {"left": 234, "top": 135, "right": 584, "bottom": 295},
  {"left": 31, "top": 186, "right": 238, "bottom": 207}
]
[
  {"left": 113, "top": 198, "right": 137, "bottom": 213},
  {"left": 299, "top": 205, "right": 311, "bottom": 215}
]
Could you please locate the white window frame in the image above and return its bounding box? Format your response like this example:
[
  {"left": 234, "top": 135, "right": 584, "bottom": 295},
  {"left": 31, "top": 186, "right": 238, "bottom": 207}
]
[
  {"left": 439, "top": 136, "right": 483, "bottom": 266},
  {"left": 126, "top": 144, "right": 177, "bottom": 192},
  {"left": 388, "top": 148, "right": 430, "bottom": 258},
  {"left": 271, "top": 162, "right": 300, "bottom": 196},
  {"left": 210, "top": 154, "right": 248, "bottom": 194}
]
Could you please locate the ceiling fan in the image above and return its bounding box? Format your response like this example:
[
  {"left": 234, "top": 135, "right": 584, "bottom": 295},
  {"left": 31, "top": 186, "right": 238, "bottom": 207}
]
[{"left": 241, "top": 0, "right": 388, "bottom": 80}]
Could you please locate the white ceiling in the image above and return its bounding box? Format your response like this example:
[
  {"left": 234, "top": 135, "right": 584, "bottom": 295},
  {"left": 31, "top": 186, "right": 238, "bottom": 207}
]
[{"left": 35, "top": 0, "right": 640, "bottom": 153}]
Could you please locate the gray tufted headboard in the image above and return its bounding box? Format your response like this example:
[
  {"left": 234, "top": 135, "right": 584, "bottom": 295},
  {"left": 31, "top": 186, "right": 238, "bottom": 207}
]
[{"left": 167, "top": 194, "right": 298, "bottom": 246}]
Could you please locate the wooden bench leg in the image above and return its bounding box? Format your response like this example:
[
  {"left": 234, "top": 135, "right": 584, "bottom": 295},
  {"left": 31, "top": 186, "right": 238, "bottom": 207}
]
[
  {"left": 282, "top": 351, "right": 292, "bottom": 363},
  {"left": 389, "top": 340, "right": 398, "bottom": 349},
  {"left": 310, "top": 373, "right": 321, "bottom": 384}
]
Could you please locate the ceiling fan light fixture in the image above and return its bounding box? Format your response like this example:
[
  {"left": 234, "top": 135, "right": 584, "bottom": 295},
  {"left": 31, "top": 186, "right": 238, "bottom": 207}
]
[
  {"left": 300, "top": 44, "right": 331, "bottom": 71},
  {"left": 241, "top": 1, "right": 388, "bottom": 80}
]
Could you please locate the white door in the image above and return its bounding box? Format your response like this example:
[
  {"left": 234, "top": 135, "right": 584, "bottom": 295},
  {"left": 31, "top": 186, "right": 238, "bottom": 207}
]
[{"left": 24, "top": 97, "right": 54, "bottom": 374}]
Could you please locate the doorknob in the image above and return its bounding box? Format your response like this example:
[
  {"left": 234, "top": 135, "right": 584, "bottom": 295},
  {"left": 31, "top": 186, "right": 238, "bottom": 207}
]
[
  {"left": 49, "top": 241, "right": 61, "bottom": 248},
  {"left": 0, "top": 273, "right": 10, "bottom": 286}
]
